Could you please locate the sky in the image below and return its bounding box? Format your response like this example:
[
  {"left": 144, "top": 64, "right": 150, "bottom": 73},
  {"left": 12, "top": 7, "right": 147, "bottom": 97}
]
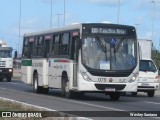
[{"left": 0, "top": 0, "right": 160, "bottom": 53}]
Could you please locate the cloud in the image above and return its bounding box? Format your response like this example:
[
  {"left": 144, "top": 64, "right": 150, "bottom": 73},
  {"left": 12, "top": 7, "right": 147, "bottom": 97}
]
[{"left": 101, "top": 21, "right": 112, "bottom": 24}]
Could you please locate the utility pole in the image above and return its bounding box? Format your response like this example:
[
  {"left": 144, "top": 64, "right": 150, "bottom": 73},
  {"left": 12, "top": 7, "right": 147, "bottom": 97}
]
[
  {"left": 56, "top": 14, "right": 62, "bottom": 28},
  {"left": 151, "top": 0, "right": 155, "bottom": 41},
  {"left": 64, "top": 0, "right": 66, "bottom": 26},
  {"left": 117, "top": 0, "right": 120, "bottom": 24},
  {"left": 50, "top": 0, "right": 53, "bottom": 28},
  {"left": 19, "top": 0, "right": 21, "bottom": 55},
  {"left": 135, "top": 24, "right": 140, "bottom": 35}
]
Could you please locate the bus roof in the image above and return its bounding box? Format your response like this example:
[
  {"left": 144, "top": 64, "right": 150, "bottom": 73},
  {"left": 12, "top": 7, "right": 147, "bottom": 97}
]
[
  {"left": 24, "top": 23, "right": 135, "bottom": 37},
  {"left": 24, "top": 24, "right": 82, "bottom": 37}
]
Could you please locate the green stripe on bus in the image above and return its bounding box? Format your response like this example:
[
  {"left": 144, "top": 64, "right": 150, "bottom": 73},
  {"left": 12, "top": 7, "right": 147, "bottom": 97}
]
[
  {"left": 54, "top": 59, "right": 70, "bottom": 63},
  {"left": 22, "top": 60, "right": 32, "bottom": 66}
]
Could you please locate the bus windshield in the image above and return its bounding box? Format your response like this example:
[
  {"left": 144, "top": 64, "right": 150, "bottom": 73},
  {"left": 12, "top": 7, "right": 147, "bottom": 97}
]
[
  {"left": 0, "top": 51, "right": 12, "bottom": 58},
  {"left": 82, "top": 37, "right": 137, "bottom": 71}
]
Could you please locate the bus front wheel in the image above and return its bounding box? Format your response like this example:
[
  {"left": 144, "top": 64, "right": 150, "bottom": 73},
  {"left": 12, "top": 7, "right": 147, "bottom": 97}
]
[
  {"left": 0, "top": 77, "right": 3, "bottom": 82},
  {"left": 62, "top": 76, "right": 74, "bottom": 98},
  {"left": 109, "top": 92, "right": 120, "bottom": 101}
]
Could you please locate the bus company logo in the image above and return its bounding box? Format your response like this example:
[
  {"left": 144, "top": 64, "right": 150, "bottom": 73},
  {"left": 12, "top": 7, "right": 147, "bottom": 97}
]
[
  {"left": 109, "top": 78, "right": 113, "bottom": 83},
  {"left": 2, "top": 112, "right": 11, "bottom": 117}
]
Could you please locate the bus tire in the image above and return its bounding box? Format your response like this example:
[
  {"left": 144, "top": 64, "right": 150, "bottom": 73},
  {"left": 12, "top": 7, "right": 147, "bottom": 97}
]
[
  {"left": 109, "top": 92, "right": 120, "bottom": 101},
  {"left": 43, "top": 88, "right": 49, "bottom": 94},
  {"left": 147, "top": 90, "right": 155, "bottom": 97},
  {"left": 62, "top": 75, "right": 74, "bottom": 98},
  {"left": 7, "top": 76, "right": 11, "bottom": 82},
  {"left": 33, "top": 73, "right": 43, "bottom": 93},
  {"left": 0, "top": 78, "right": 3, "bottom": 82}
]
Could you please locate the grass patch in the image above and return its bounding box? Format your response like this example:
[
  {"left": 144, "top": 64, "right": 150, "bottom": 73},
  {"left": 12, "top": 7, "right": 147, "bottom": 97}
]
[
  {"left": 0, "top": 100, "right": 50, "bottom": 120},
  {"left": 0, "top": 100, "right": 23, "bottom": 111},
  {"left": 0, "top": 100, "right": 73, "bottom": 120}
]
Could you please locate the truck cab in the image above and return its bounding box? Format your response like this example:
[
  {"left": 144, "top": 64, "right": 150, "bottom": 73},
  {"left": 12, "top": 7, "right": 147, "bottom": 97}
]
[
  {"left": 0, "top": 40, "right": 13, "bottom": 82},
  {"left": 134, "top": 58, "right": 159, "bottom": 97},
  {"left": 133, "top": 39, "right": 160, "bottom": 97}
]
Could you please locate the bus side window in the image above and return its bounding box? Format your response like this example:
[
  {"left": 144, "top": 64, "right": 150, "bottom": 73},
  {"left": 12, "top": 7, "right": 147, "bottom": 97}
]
[
  {"left": 37, "top": 36, "right": 44, "bottom": 57},
  {"left": 53, "top": 35, "right": 60, "bottom": 56},
  {"left": 44, "top": 35, "right": 51, "bottom": 58},
  {"left": 61, "top": 33, "right": 70, "bottom": 55},
  {"left": 23, "top": 38, "right": 29, "bottom": 58},
  {"left": 51, "top": 38, "right": 55, "bottom": 57}
]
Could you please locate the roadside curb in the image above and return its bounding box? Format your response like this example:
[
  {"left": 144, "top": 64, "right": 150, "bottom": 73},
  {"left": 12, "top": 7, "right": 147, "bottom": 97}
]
[{"left": 0, "top": 97, "right": 91, "bottom": 120}]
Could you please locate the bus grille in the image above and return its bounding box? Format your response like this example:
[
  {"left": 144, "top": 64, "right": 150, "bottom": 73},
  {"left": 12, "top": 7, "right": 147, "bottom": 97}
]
[
  {"left": 138, "top": 86, "right": 154, "bottom": 88},
  {"left": 95, "top": 84, "right": 126, "bottom": 91}
]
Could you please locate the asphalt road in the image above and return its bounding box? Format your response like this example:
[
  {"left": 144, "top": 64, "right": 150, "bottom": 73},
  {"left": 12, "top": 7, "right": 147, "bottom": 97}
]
[{"left": 0, "top": 79, "right": 160, "bottom": 120}]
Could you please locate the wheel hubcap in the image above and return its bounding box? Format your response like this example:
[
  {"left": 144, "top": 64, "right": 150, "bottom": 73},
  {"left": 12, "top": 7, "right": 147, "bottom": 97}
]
[
  {"left": 34, "top": 78, "right": 37, "bottom": 90},
  {"left": 65, "top": 82, "right": 69, "bottom": 93}
]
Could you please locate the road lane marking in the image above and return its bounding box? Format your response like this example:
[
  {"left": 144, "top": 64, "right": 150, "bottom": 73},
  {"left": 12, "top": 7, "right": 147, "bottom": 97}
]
[
  {"left": 8, "top": 82, "right": 20, "bottom": 85},
  {"left": 69, "top": 99, "right": 125, "bottom": 111},
  {"left": 145, "top": 101, "right": 160, "bottom": 105},
  {"left": 0, "top": 87, "right": 125, "bottom": 112}
]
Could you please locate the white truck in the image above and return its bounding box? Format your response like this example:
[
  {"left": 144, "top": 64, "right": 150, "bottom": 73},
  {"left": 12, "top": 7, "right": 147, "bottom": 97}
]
[
  {"left": 133, "top": 39, "right": 159, "bottom": 97},
  {"left": 0, "top": 40, "right": 13, "bottom": 82}
]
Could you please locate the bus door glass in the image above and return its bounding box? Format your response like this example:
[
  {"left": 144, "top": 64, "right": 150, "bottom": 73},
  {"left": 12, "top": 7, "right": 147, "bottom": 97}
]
[
  {"left": 44, "top": 35, "right": 52, "bottom": 58},
  {"left": 28, "top": 37, "right": 34, "bottom": 58},
  {"left": 71, "top": 32, "right": 80, "bottom": 87}
]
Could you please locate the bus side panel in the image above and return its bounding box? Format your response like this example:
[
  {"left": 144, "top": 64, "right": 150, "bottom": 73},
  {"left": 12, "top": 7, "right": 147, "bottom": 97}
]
[
  {"left": 43, "top": 59, "right": 48, "bottom": 87},
  {"left": 48, "top": 59, "right": 73, "bottom": 89},
  {"left": 49, "top": 60, "right": 64, "bottom": 88},
  {"left": 69, "top": 63, "right": 74, "bottom": 90},
  {"left": 21, "top": 60, "right": 32, "bottom": 85},
  {"left": 48, "top": 59, "right": 57, "bottom": 88},
  {"left": 32, "top": 59, "right": 48, "bottom": 87}
]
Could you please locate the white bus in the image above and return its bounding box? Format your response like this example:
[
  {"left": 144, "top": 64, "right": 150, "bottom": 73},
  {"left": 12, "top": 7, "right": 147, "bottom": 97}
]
[{"left": 21, "top": 23, "right": 139, "bottom": 100}]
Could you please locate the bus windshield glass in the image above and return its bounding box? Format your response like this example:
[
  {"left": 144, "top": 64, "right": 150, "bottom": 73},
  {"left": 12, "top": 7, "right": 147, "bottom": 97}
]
[
  {"left": 0, "top": 51, "right": 12, "bottom": 58},
  {"left": 82, "top": 37, "right": 137, "bottom": 71}
]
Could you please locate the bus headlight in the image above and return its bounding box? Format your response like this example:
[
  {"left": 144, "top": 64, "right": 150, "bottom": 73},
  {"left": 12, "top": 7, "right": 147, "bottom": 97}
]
[
  {"left": 80, "top": 71, "right": 92, "bottom": 82},
  {"left": 128, "top": 73, "right": 138, "bottom": 83}
]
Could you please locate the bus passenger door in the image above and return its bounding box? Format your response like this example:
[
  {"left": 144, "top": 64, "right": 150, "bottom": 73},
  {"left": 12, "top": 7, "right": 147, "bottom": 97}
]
[
  {"left": 71, "top": 36, "right": 79, "bottom": 88},
  {"left": 28, "top": 40, "right": 34, "bottom": 58},
  {"left": 44, "top": 38, "right": 51, "bottom": 87},
  {"left": 44, "top": 40, "right": 50, "bottom": 58}
]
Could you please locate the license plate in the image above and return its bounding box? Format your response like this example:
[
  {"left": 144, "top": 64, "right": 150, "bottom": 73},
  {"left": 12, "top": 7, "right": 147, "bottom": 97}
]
[
  {"left": 105, "top": 88, "right": 115, "bottom": 92},
  {"left": 141, "top": 83, "right": 149, "bottom": 86}
]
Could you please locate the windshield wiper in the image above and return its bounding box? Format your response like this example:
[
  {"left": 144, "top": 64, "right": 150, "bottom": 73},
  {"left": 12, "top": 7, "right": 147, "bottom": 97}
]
[
  {"left": 114, "top": 37, "right": 125, "bottom": 53},
  {"left": 96, "top": 38, "right": 108, "bottom": 60}
]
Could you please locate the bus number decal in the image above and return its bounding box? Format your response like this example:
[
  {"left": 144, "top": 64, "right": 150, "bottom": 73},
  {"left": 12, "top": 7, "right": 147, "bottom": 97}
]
[
  {"left": 98, "top": 78, "right": 107, "bottom": 82},
  {"left": 53, "top": 65, "right": 67, "bottom": 69},
  {"left": 33, "top": 62, "right": 43, "bottom": 67}
]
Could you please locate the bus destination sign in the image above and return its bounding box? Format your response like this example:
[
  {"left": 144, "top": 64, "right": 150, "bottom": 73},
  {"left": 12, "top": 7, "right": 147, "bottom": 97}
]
[{"left": 91, "top": 28, "right": 127, "bottom": 35}]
